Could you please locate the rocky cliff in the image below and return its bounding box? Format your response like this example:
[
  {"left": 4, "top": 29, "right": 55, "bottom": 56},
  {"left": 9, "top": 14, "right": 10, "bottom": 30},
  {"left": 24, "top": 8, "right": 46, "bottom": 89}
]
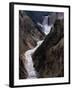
[
  {"left": 19, "top": 11, "right": 45, "bottom": 79},
  {"left": 32, "top": 19, "right": 64, "bottom": 78}
]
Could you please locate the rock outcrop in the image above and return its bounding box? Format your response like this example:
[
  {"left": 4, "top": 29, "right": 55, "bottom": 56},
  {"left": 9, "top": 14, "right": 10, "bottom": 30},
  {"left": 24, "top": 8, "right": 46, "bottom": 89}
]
[{"left": 32, "top": 19, "right": 64, "bottom": 78}]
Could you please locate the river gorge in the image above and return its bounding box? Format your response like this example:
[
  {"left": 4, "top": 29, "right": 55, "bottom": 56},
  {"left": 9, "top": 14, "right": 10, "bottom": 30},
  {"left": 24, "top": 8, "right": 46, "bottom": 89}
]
[{"left": 19, "top": 11, "right": 64, "bottom": 79}]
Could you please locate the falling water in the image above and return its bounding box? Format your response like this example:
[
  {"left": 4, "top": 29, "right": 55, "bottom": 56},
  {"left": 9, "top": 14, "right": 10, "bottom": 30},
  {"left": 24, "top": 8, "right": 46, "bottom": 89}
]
[
  {"left": 37, "top": 16, "right": 52, "bottom": 35},
  {"left": 42, "top": 16, "right": 52, "bottom": 35}
]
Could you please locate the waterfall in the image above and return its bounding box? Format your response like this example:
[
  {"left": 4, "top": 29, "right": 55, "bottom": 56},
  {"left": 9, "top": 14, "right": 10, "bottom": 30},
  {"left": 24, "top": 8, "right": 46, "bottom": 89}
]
[
  {"left": 24, "top": 40, "right": 43, "bottom": 79},
  {"left": 42, "top": 16, "right": 52, "bottom": 35},
  {"left": 37, "top": 16, "right": 52, "bottom": 35}
]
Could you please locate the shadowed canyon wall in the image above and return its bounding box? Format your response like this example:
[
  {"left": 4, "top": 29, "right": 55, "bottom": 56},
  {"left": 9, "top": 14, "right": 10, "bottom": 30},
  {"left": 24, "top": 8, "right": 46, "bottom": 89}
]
[{"left": 32, "top": 19, "right": 64, "bottom": 78}]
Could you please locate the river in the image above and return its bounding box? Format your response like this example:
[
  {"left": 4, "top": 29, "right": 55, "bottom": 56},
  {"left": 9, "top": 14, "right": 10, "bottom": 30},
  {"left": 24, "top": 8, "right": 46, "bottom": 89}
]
[
  {"left": 24, "top": 15, "right": 52, "bottom": 79},
  {"left": 24, "top": 40, "right": 43, "bottom": 79}
]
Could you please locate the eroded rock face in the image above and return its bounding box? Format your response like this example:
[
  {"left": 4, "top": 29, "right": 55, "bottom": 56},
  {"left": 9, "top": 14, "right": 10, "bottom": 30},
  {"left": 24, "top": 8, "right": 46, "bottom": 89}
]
[
  {"left": 32, "top": 19, "right": 64, "bottom": 78},
  {"left": 19, "top": 55, "right": 28, "bottom": 79},
  {"left": 19, "top": 11, "right": 45, "bottom": 79},
  {"left": 19, "top": 13, "right": 45, "bottom": 55}
]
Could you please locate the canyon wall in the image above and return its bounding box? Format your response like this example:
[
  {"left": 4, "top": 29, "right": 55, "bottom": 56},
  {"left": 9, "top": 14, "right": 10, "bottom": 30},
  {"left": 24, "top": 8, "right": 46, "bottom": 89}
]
[{"left": 32, "top": 19, "right": 64, "bottom": 78}]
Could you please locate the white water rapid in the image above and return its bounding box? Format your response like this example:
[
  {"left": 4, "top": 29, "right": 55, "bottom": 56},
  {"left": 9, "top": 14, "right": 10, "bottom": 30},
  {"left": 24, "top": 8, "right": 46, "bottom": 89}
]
[{"left": 24, "top": 40, "right": 43, "bottom": 79}]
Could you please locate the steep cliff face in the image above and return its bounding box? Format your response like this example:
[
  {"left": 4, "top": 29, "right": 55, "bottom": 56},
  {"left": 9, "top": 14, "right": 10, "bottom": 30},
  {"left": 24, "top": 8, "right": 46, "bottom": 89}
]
[
  {"left": 19, "top": 11, "right": 45, "bottom": 79},
  {"left": 32, "top": 19, "right": 64, "bottom": 78},
  {"left": 19, "top": 12, "right": 45, "bottom": 54}
]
